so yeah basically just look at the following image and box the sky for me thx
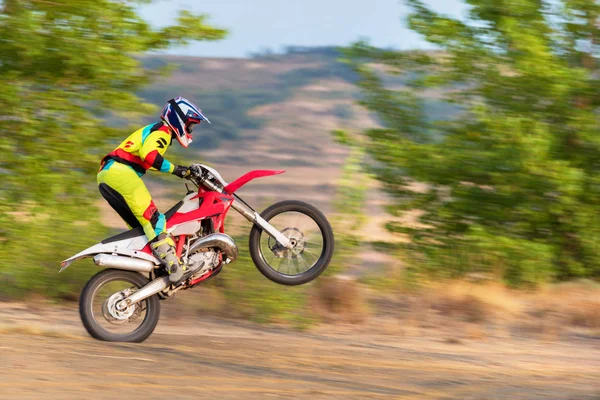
[139,0,466,58]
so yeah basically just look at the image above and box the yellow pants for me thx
[97,160,166,241]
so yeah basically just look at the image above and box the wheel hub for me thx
[269,227,305,258]
[102,289,139,324]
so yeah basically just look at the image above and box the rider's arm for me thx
[139,130,175,174]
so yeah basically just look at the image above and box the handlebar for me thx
[189,164,225,193]
[188,164,205,181]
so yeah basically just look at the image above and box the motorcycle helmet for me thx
[160,96,210,148]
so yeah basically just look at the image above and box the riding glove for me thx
[173,165,191,179]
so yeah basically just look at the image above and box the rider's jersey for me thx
[100,122,176,176]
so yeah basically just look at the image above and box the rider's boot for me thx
[150,233,185,284]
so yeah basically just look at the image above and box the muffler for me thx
[104,233,239,308]
[94,254,155,273]
[187,233,238,263]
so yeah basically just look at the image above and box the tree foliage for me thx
[346,0,600,285]
[0,0,226,297]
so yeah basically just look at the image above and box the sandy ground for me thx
[0,302,599,400]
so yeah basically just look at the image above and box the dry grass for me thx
[429,293,488,323]
[0,324,82,340]
[163,287,228,321]
[425,281,523,323]
[311,275,369,324]
[525,281,600,332]
[566,300,600,328]
[4,277,597,342]
[360,279,600,341]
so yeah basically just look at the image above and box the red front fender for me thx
[224,170,285,193]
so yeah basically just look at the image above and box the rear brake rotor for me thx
[102,289,140,325]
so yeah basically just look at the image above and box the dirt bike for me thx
[60,164,334,342]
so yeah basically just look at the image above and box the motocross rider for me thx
[97,97,209,284]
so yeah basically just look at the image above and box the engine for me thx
[185,248,220,278]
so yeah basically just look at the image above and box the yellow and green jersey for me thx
[100,122,175,176]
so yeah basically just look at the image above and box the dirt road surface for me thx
[0,303,598,399]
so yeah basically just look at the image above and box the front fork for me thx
[231,199,292,248]
[199,177,291,248]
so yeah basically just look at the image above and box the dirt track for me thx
[1,303,599,399]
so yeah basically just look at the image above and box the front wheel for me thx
[79,269,160,342]
[249,200,334,285]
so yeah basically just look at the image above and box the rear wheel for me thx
[249,200,334,285]
[79,269,160,343]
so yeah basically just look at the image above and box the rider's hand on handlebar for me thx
[172,165,192,180]
[188,164,204,179]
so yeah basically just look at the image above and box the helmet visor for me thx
[186,121,200,133]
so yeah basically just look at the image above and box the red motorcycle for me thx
[61,164,334,342]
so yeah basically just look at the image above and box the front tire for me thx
[79,269,160,343]
[249,200,334,285]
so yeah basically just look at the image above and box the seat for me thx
[101,201,184,244]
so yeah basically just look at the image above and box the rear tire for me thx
[249,200,334,285]
[79,269,160,343]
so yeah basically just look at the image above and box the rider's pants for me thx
[97,160,167,241]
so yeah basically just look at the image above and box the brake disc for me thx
[102,289,138,325]
[269,227,305,258]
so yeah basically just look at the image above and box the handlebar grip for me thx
[188,164,204,177]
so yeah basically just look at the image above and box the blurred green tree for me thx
[345,0,600,285]
[0,0,226,297]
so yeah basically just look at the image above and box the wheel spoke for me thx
[256,209,328,277]
[303,243,323,258]
[286,252,293,274]
[297,253,312,270]
[274,255,284,272]
[301,249,319,263]
[292,255,301,274]
[267,249,278,265]
[292,214,303,233]
[303,233,322,244]
[304,240,323,248]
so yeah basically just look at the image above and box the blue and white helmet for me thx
[160,97,210,148]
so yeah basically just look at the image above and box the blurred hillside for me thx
[93,47,453,253]
[129,47,456,214]
[135,47,363,210]
[98,48,384,239]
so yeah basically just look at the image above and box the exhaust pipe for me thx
[94,254,154,273]
[95,233,238,309]
[93,234,237,274]
[188,233,238,263]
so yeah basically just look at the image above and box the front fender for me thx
[224,170,285,194]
